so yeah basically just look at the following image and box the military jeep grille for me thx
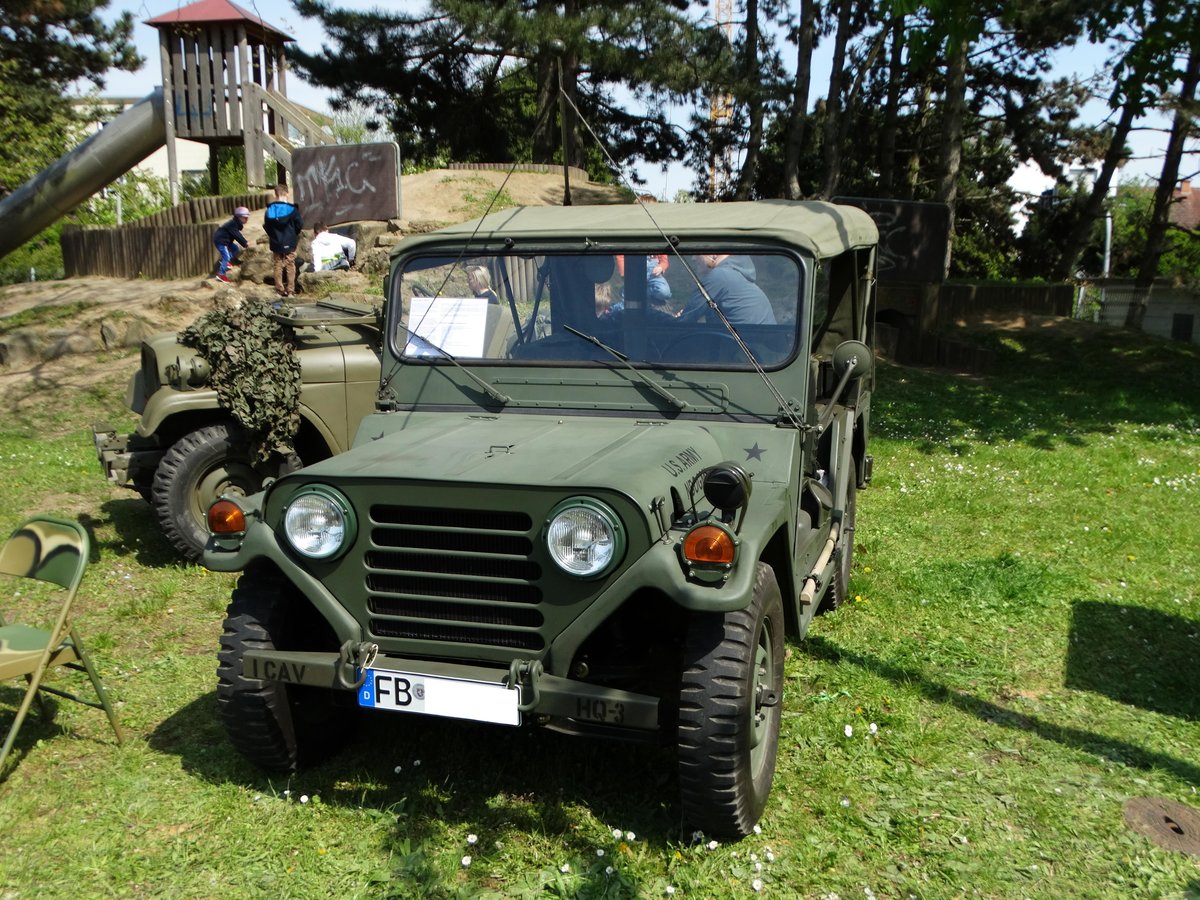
[365,504,544,651]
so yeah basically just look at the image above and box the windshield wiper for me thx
[562,325,688,411]
[399,325,512,407]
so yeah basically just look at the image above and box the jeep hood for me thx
[294,413,789,501]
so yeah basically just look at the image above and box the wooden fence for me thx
[447,162,590,183]
[133,192,272,228]
[875,280,1077,370]
[935,281,1075,322]
[62,223,216,279]
[61,192,271,279]
[877,280,1074,330]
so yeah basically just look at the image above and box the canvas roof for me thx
[426,200,878,259]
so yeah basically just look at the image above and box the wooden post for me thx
[224,25,240,134]
[273,43,288,186]
[238,25,262,188]
[158,29,180,205]
[197,29,215,137]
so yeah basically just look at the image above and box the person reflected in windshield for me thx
[616,254,672,306]
[466,265,501,304]
[678,254,776,325]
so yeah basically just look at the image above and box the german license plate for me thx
[357,668,520,726]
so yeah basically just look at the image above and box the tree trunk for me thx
[531,49,557,165]
[819,0,854,199]
[1050,100,1137,282]
[734,0,763,199]
[782,0,816,200]
[834,26,888,171]
[904,76,932,200]
[1127,47,1200,329]
[562,48,582,171]
[935,34,969,278]
[878,16,905,196]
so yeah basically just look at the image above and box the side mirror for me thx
[832,339,873,380]
[818,340,874,432]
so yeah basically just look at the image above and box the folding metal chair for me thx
[0,516,124,776]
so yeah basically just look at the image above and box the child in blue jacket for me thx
[264,185,304,297]
[212,207,250,282]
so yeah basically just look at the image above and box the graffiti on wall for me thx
[292,142,401,224]
[834,197,950,284]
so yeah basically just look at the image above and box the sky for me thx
[93,1,1197,201]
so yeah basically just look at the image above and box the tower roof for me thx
[145,0,293,42]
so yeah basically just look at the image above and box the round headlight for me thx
[546,499,624,578]
[284,489,354,560]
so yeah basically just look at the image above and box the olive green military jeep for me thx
[92,297,382,561]
[205,202,878,838]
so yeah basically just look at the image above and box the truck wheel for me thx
[151,423,297,562]
[818,459,857,614]
[216,564,350,772]
[678,561,784,838]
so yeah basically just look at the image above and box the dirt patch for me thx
[398,169,625,221]
[0,169,626,393]
[0,277,212,324]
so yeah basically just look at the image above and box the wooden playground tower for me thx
[145,0,333,203]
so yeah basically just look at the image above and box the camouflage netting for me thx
[180,301,302,462]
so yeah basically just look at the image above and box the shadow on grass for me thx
[150,691,678,893]
[805,634,1200,787]
[0,683,67,776]
[92,499,184,568]
[876,325,1200,453]
[1066,601,1200,721]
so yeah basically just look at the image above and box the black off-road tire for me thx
[151,422,297,562]
[677,562,785,838]
[216,564,350,772]
[818,459,858,614]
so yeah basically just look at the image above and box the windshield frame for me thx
[388,244,812,374]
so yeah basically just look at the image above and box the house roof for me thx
[145,0,292,42]
[1172,180,1200,231]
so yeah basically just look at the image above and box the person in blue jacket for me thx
[211,207,249,283]
[264,184,304,297]
[677,254,776,325]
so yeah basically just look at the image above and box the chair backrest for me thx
[0,517,88,594]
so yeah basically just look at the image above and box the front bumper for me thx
[91,423,162,489]
[243,648,661,732]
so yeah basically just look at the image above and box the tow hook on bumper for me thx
[335,640,379,690]
[91,423,161,487]
[507,658,544,711]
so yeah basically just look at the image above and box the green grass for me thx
[0,300,97,332]
[2,321,1200,897]
[443,175,518,219]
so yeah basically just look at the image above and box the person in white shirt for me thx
[310,223,357,271]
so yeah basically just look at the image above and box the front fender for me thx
[136,388,223,437]
[548,483,790,675]
[138,387,341,458]
[204,519,364,644]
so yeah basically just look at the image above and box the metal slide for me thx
[0,89,166,260]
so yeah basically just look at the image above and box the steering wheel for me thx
[409,280,435,297]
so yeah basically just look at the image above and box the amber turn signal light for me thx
[683,524,735,564]
[208,499,246,534]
